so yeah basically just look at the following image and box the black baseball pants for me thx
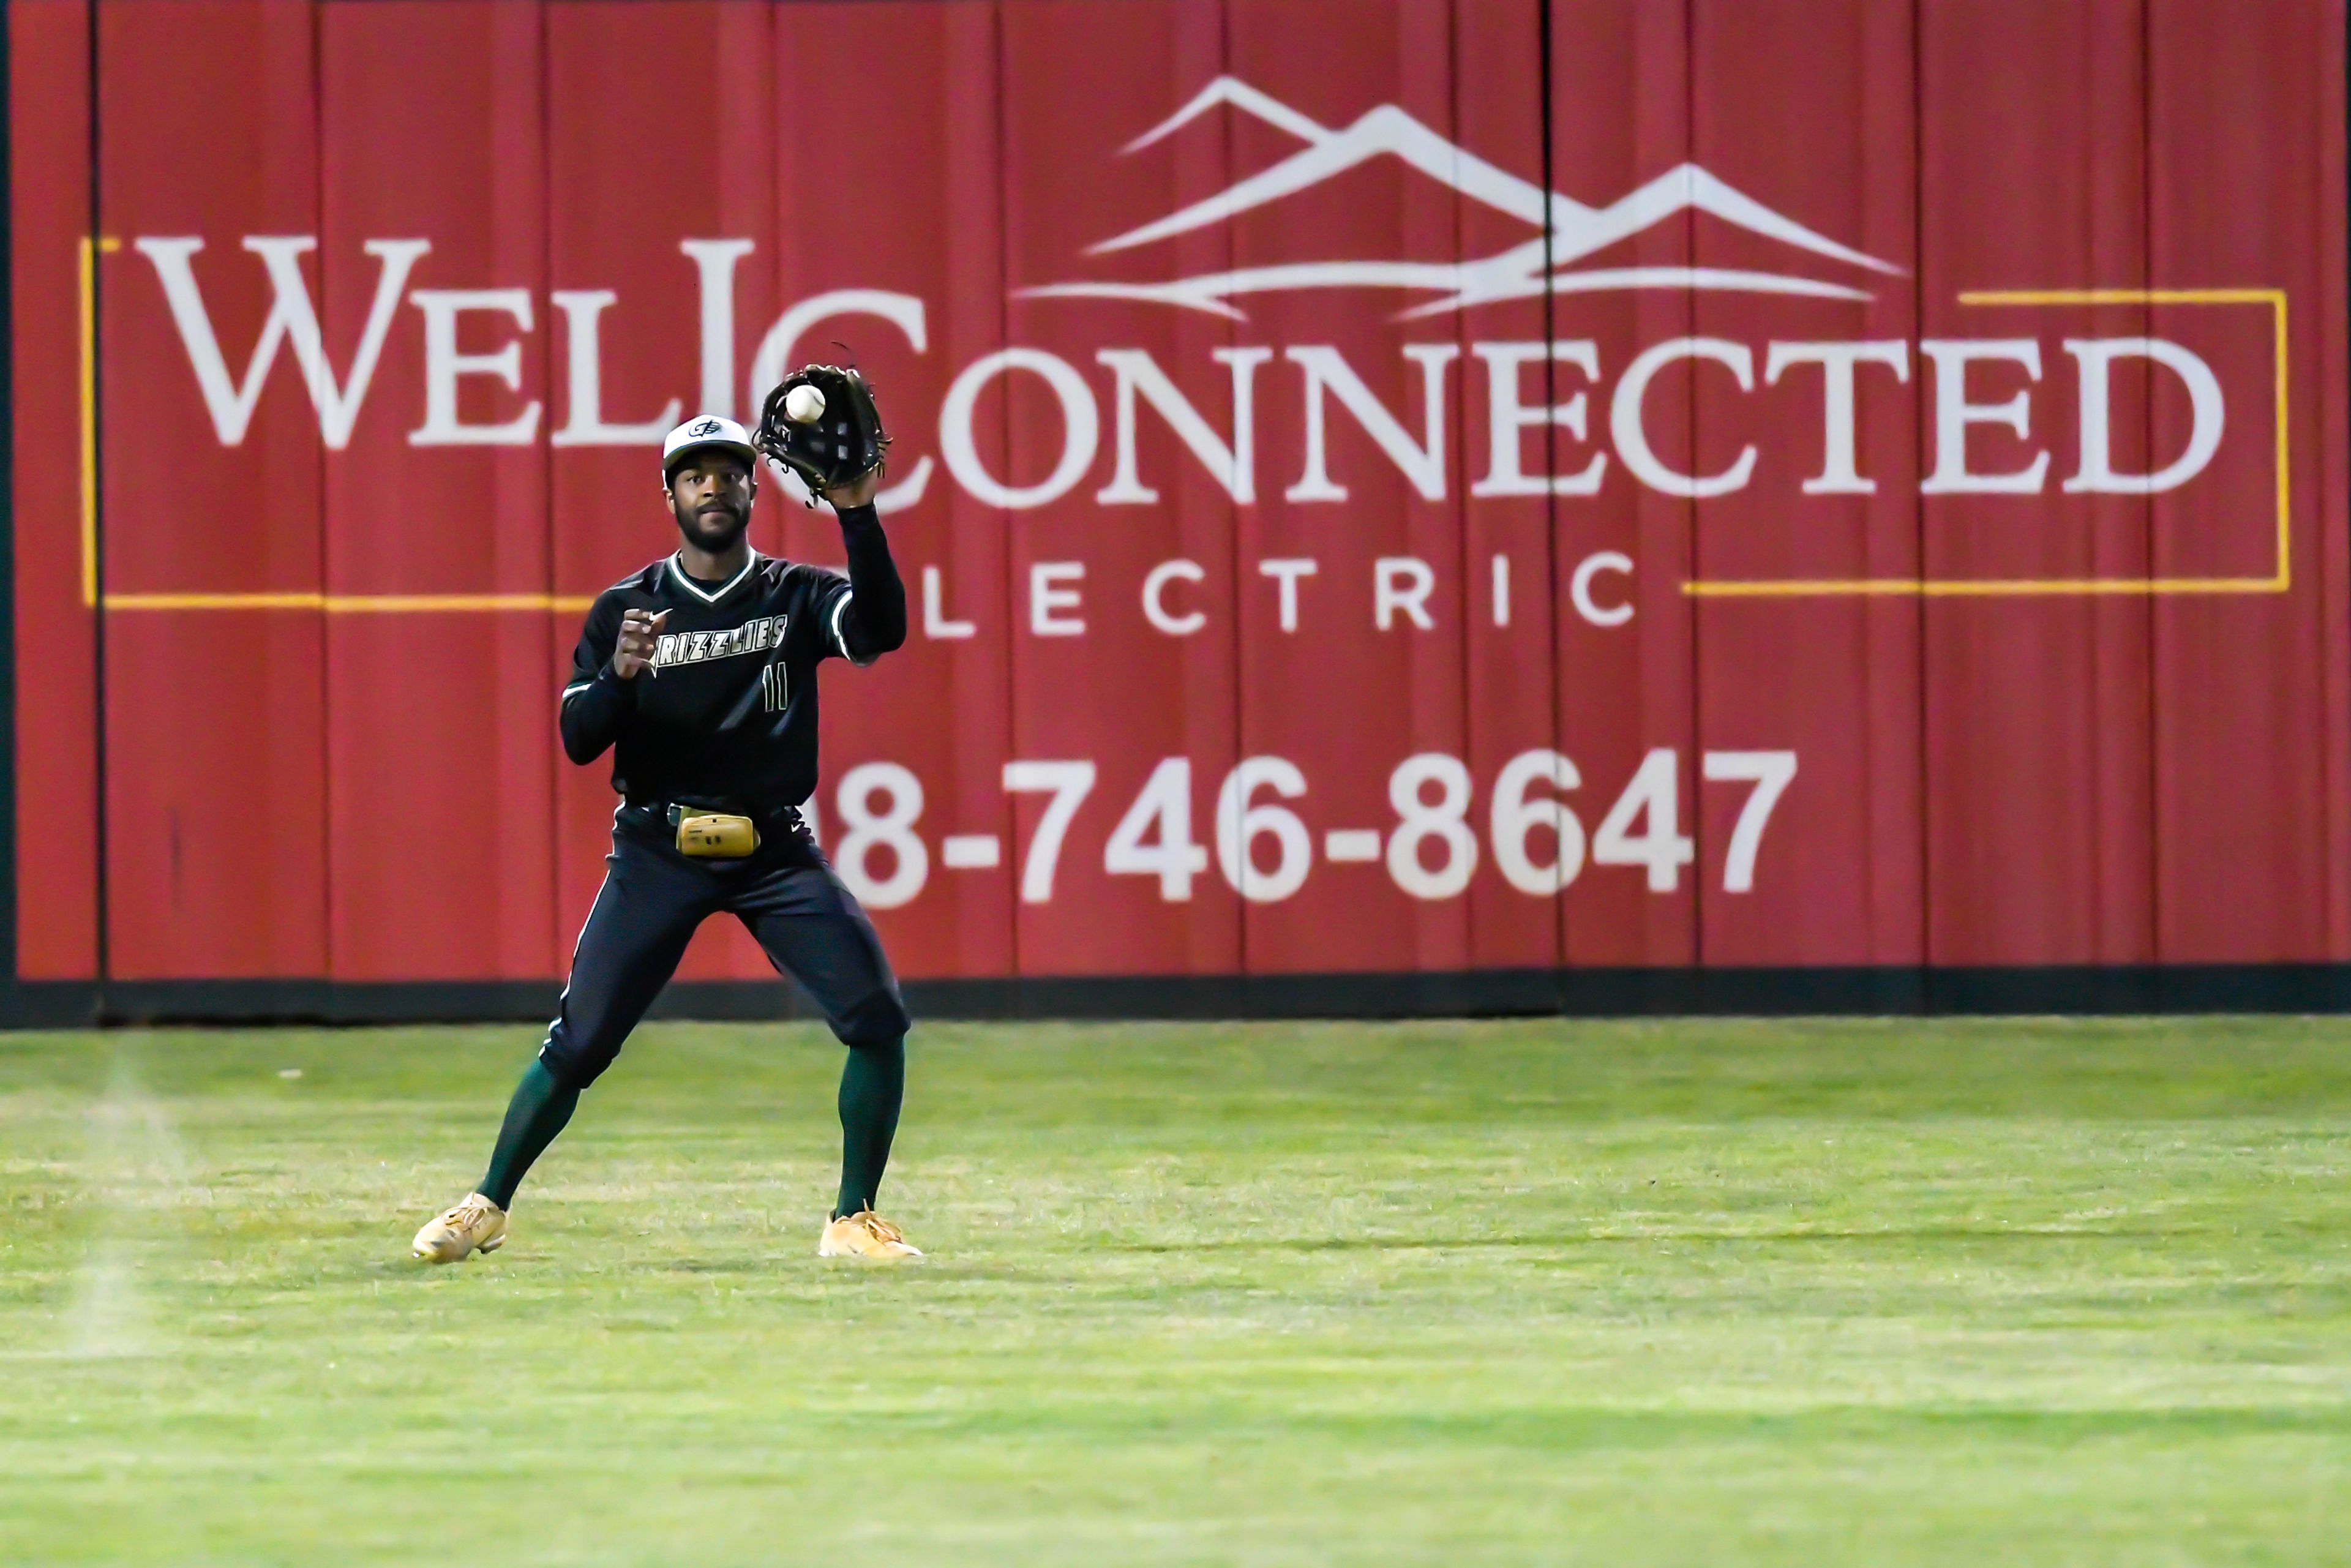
[538,805,910,1090]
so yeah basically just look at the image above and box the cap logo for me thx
[688,419,721,437]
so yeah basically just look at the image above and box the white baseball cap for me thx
[661,414,758,479]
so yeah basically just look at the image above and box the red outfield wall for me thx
[8,0,2348,1010]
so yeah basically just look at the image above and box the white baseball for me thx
[784,383,827,425]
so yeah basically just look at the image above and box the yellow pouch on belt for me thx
[677,812,759,858]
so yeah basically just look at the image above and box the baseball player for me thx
[413,380,919,1264]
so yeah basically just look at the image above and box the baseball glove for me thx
[754,364,890,505]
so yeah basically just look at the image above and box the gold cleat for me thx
[411,1193,508,1263]
[818,1210,922,1260]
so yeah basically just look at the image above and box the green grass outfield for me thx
[2,1017,2349,1567]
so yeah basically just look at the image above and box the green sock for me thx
[479,1057,579,1210]
[833,1037,905,1219]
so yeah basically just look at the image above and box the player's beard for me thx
[672,495,751,555]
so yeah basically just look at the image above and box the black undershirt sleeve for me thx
[834,503,906,663]
[560,595,634,765]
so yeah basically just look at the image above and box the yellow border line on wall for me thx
[77,235,590,617]
[101,591,598,613]
[78,261,2287,610]
[77,234,120,609]
[1682,288,2290,599]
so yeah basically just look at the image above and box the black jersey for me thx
[559,504,905,816]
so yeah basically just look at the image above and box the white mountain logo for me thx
[1019,76,1905,320]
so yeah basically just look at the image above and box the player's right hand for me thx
[613,608,669,680]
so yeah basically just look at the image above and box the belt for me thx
[624,799,804,858]
[624,798,803,831]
